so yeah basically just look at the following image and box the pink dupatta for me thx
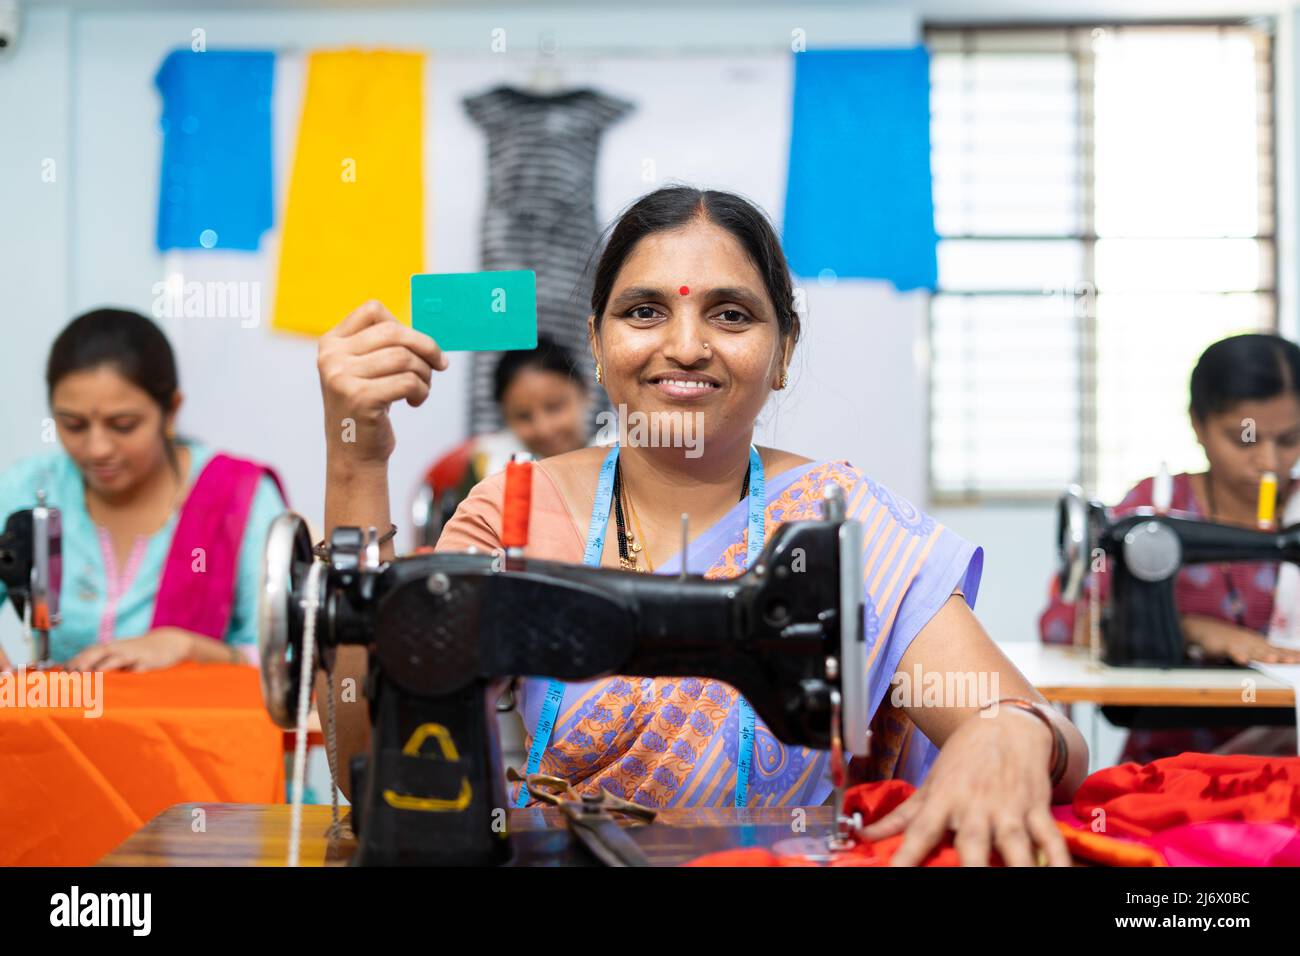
[151,452,286,640]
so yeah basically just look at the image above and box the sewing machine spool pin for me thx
[29,491,60,668]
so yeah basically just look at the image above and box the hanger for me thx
[524,33,565,94]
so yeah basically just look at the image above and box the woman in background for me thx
[1040,332,1300,761]
[0,308,285,672]
[413,336,591,545]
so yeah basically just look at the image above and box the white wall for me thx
[0,7,71,461]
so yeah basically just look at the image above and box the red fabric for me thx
[151,453,286,640]
[424,438,475,494]
[685,782,964,867]
[1072,752,1300,840]
[685,779,1166,868]
[689,754,1300,866]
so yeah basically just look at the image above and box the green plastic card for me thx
[410,270,538,351]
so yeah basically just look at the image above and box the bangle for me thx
[313,523,397,560]
[980,697,1069,788]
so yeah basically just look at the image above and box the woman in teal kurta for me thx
[0,309,284,672]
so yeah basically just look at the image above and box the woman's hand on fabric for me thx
[856,706,1072,867]
[66,627,194,673]
[317,300,448,467]
[1182,614,1300,665]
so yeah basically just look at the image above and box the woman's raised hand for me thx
[317,301,448,466]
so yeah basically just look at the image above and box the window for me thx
[926,23,1276,504]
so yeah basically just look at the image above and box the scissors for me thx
[507,768,657,867]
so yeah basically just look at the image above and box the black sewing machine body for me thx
[0,497,62,665]
[258,499,866,866]
[1057,487,1300,667]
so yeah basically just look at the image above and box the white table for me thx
[1001,642,1294,708]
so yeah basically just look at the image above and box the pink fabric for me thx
[1152,822,1300,866]
[150,453,285,640]
[1053,799,1300,866]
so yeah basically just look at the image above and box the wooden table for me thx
[98,803,837,867]
[1003,642,1296,708]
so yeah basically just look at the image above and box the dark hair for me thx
[46,308,181,468]
[493,335,586,405]
[1189,333,1300,420]
[588,186,801,348]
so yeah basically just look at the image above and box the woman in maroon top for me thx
[1040,333,1300,762]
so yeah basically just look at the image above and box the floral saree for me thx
[436,458,983,810]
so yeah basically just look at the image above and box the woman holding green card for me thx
[315,186,1089,867]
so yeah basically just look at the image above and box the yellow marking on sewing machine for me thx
[382,722,473,812]
[401,722,462,760]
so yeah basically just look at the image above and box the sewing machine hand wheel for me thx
[257,512,316,729]
[1056,486,1091,603]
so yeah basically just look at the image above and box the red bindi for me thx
[679,285,690,296]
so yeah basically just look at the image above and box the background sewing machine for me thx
[1056,486,1300,668]
[257,481,868,866]
[0,493,62,668]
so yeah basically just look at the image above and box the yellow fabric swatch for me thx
[273,50,425,336]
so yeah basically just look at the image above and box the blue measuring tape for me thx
[515,444,765,807]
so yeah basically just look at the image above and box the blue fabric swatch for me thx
[782,47,938,291]
[155,50,274,252]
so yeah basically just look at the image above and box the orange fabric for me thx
[685,780,1165,867]
[1072,752,1300,840]
[1059,824,1167,867]
[0,663,284,866]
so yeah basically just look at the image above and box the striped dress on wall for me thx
[462,85,635,434]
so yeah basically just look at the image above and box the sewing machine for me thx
[256,481,867,866]
[0,493,62,667]
[1056,486,1300,667]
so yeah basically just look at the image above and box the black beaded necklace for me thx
[612,456,752,571]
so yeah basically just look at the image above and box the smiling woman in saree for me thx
[316,186,1089,866]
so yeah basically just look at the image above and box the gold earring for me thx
[595,363,602,384]
[777,370,788,390]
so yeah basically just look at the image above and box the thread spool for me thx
[1258,471,1278,530]
[502,454,534,555]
